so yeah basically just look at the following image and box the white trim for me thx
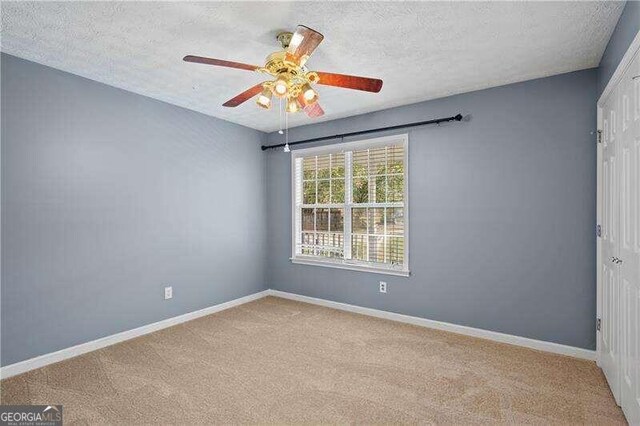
[0,288,595,380]
[291,257,410,277]
[403,133,410,270]
[596,29,640,368]
[291,155,301,262]
[596,104,603,367]
[267,290,596,361]
[290,133,408,156]
[290,133,410,274]
[598,30,640,106]
[0,290,270,380]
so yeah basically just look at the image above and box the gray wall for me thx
[1,33,612,365]
[597,0,640,96]
[1,54,267,366]
[266,69,598,350]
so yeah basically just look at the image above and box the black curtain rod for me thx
[261,113,463,151]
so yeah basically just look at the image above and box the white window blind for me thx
[291,134,409,276]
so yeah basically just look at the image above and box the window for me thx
[291,134,409,276]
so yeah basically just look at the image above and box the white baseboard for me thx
[0,290,270,380]
[267,289,596,361]
[1,287,595,379]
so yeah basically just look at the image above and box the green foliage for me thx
[353,177,368,203]
[331,180,345,203]
[303,159,403,205]
[317,166,331,179]
[303,181,316,204]
[353,161,403,203]
[317,181,330,204]
[300,149,404,264]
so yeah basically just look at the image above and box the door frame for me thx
[596,30,640,368]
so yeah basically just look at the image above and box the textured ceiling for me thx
[0,2,624,132]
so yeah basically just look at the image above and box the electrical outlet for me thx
[379,281,387,293]
[164,286,173,300]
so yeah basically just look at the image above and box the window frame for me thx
[290,133,410,277]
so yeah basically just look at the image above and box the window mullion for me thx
[329,154,332,205]
[314,156,318,255]
[384,146,388,264]
[294,157,302,256]
[366,149,371,263]
[344,151,352,261]
[328,154,332,258]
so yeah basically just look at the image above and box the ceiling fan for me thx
[183,25,383,119]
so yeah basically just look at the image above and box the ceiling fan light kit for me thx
[183,25,384,123]
[256,88,272,109]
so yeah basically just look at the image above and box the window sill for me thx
[290,257,410,277]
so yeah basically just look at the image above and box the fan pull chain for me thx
[284,106,290,152]
[278,98,284,135]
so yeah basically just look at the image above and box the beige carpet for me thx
[0,296,625,424]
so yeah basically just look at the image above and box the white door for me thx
[618,47,640,425]
[601,81,621,403]
[599,35,640,425]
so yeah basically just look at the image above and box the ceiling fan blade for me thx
[298,94,325,118]
[183,55,259,72]
[316,72,383,93]
[287,25,324,65]
[304,101,325,118]
[222,83,264,107]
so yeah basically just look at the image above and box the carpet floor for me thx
[0,296,626,424]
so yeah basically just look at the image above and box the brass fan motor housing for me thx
[248,29,323,112]
[263,51,301,77]
[259,51,319,105]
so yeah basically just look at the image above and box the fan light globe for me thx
[287,98,300,113]
[274,78,288,96]
[256,89,272,109]
[302,84,318,103]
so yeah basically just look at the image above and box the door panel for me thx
[601,84,621,401]
[618,49,640,425]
